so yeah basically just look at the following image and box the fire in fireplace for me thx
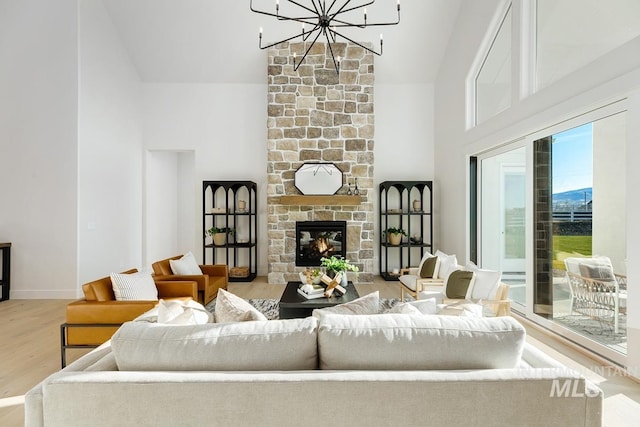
[295,221,347,267]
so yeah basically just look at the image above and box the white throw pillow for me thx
[435,250,458,280]
[465,261,501,300]
[437,300,483,317]
[110,271,158,301]
[134,305,159,322]
[214,288,268,323]
[169,251,203,275]
[312,291,380,319]
[387,303,422,314]
[387,298,437,315]
[157,299,213,324]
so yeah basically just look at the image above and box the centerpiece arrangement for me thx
[320,255,358,288]
[298,256,358,299]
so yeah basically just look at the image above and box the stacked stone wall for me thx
[266,42,375,284]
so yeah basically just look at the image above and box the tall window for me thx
[476,5,512,124]
[536,0,640,89]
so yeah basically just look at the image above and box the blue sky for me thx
[552,123,593,194]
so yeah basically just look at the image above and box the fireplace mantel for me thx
[277,195,362,206]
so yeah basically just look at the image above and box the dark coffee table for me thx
[279,281,360,319]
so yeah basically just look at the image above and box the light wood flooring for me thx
[1,277,639,426]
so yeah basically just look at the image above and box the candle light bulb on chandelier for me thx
[251,0,400,74]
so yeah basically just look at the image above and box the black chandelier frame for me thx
[250,0,401,73]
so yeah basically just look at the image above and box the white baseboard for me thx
[10,289,78,299]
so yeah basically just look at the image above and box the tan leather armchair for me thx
[151,256,228,305]
[62,269,197,366]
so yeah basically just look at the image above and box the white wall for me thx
[433,0,502,258]
[374,83,435,268]
[434,0,640,371]
[141,83,269,273]
[374,84,435,183]
[0,0,79,298]
[141,81,434,275]
[77,0,143,288]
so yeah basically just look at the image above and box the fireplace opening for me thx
[296,221,347,267]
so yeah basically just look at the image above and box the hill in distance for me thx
[553,187,592,203]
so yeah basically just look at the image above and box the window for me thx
[536,0,640,89]
[476,5,512,124]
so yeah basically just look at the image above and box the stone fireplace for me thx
[266,41,375,284]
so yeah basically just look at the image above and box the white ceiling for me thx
[102,0,462,84]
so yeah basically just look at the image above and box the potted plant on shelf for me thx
[320,255,359,287]
[385,227,406,245]
[207,226,235,246]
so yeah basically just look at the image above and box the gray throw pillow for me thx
[579,264,615,281]
[445,270,474,299]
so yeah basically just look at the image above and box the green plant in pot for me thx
[207,226,235,246]
[320,255,358,287]
[385,227,406,245]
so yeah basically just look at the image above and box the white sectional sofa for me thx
[26,314,602,427]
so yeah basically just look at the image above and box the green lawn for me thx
[553,235,592,270]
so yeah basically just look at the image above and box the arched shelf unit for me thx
[379,181,433,280]
[203,181,257,282]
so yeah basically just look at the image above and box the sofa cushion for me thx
[110,271,158,301]
[318,314,525,370]
[111,317,319,371]
[169,251,203,275]
[214,289,268,323]
[312,291,379,319]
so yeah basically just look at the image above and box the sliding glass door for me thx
[474,108,627,363]
[535,112,627,358]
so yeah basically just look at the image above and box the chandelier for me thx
[250,0,401,74]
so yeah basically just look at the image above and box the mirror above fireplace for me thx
[294,162,343,195]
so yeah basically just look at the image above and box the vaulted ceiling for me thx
[102,0,462,84]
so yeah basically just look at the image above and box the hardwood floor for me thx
[1,277,639,426]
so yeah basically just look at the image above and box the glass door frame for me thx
[475,139,532,316]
